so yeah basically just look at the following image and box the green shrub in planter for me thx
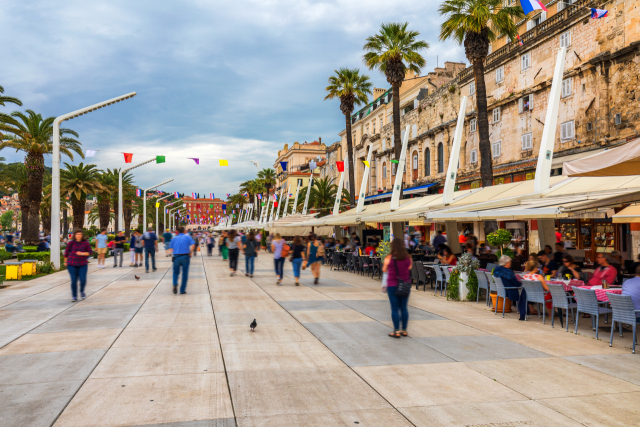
[17,252,54,262]
[0,251,13,262]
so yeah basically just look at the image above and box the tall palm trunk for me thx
[98,196,111,230]
[391,84,402,161]
[41,205,51,236]
[71,197,85,232]
[25,152,44,245]
[18,193,29,237]
[344,114,356,206]
[63,209,68,237]
[472,59,493,187]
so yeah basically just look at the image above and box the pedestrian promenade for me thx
[1,250,639,426]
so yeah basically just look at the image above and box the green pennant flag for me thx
[261,202,265,206]
[156,155,165,164]
[391,159,399,164]
[210,204,213,208]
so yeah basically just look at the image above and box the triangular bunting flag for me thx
[189,158,199,165]
[124,153,133,163]
[280,161,288,171]
[336,161,344,172]
[362,160,370,167]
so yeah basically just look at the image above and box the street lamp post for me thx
[164,199,182,233]
[169,206,182,231]
[119,158,155,232]
[143,179,174,232]
[156,193,173,234]
[52,92,136,270]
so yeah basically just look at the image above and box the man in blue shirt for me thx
[169,226,195,294]
[162,229,173,255]
[622,266,640,321]
[142,226,158,273]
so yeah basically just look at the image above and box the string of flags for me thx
[82,149,263,168]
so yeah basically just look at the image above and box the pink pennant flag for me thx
[189,158,200,165]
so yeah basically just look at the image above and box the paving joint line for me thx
[48,261,172,427]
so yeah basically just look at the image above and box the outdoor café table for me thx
[548,279,585,292]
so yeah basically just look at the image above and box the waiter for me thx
[168,226,195,295]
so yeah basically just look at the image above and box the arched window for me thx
[437,143,444,174]
[412,151,419,181]
[425,148,431,176]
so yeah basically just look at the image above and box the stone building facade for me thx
[328,0,640,201]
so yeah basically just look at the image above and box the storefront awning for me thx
[612,205,640,223]
[364,191,392,201]
[563,138,640,177]
[402,182,438,196]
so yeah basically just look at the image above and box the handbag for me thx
[394,259,411,297]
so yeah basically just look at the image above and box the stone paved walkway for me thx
[1,249,639,426]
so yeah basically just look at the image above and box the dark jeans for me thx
[145,248,156,271]
[292,257,303,278]
[207,243,213,256]
[274,257,285,279]
[387,286,409,331]
[113,248,124,266]
[68,264,88,299]
[245,255,255,275]
[229,248,239,271]
[173,255,190,293]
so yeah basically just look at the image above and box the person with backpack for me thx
[381,238,412,338]
[243,231,259,277]
[271,233,288,285]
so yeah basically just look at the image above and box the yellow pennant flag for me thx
[362,160,370,167]
[155,203,160,208]
[219,159,229,166]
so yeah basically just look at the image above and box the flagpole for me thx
[143,179,173,232]
[156,193,173,235]
[302,171,314,216]
[119,158,155,233]
[291,179,301,215]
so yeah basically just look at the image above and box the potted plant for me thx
[486,229,513,258]
[447,252,479,301]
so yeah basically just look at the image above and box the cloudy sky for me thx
[0,0,466,196]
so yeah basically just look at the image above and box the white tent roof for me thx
[563,138,640,177]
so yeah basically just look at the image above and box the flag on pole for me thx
[257,194,262,200]
[274,194,278,201]
[192,192,196,198]
[226,193,230,198]
[362,160,370,167]
[124,153,133,163]
[280,161,288,171]
[590,8,608,18]
[336,161,344,172]
[219,159,228,166]
[174,191,179,198]
[520,0,547,15]
[156,155,165,164]
[222,204,226,210]
[189,158,199,165]
[516,34,523,46]
[391,159,399,164]
[136,189,142,197]
[85,149,97,157]
[210,193,214,199]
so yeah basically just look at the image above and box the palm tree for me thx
[324,68,372,206]
[1,163,29,234]
[439,0,523,186]
[0,85,22,122]
[294,177,350,216]
[0,110,82,244]
[257,168,276,199]
[96,170,117,230]
[60,163,103,232]
[364,22,428,165]
[227,193,247,224]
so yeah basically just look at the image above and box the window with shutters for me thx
[493,107,501,123]
[559,31,571,48]
[519,94,533,113]
[469,82,475,96]
[492,141,501,158]
[522,133,533,150]
[562,78,572,98]
[425,148,431,176]
[470,118,477,133]
[382,163,387,179]
[372,121,376,134]
[615,114,622,125]
[392,162,397,176]
[496,66,504,83]
[521,52,531,70]
[412,124,417,138]
[561,121,575,141]
[558,0,575,11]
[437,143,444,173]
[470,149,478,164]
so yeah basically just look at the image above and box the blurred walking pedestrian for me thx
[227,230,241,276]
[291,236,305,286]
[113,231,126,268]
[64,230,92,302]
[243,231,259,277]
[169,226,195,294]
[382,238,412,338]
[142,226,158,273]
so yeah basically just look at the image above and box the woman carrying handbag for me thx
[381,238,412,338]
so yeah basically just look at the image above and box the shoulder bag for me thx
[394,259,411,297]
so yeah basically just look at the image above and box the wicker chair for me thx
[484,271,497,308]
[573,287,612,340]
[548,284,577,331]
[360,256,371,276]
[522,280,550,324]
[475,270,490,305]
[433,266,446,296]
[411,262,419,288]
[371,257,382,279]
[607,293,639,354]
[492,275,521,318]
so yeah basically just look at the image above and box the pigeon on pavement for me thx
[250,319,257,331]
[134,275,140,281]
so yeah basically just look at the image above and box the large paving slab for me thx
[289,309,374,323]
[0,329,121,355]
[340,299,446,322]
[54,373,234,427]
[113,325,218,348]
[381,319,486,337]
[303,321,393,342]
[354,363,527,407]
[217,322,316,344]
[227,367,392,418]
[0,380,84,427]
[416,335,551,362]
[466,357,640,399]
[563,353,640,385]
[500,329,631,356]
[539,391,640,426]
[277,300,350,311]
[236,408,413,427]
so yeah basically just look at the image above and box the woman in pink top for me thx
[382,238,413,338]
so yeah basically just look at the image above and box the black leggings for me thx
[229,248,239,271]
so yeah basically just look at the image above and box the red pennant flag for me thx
[336,161,344,172]
[274,202,278,208]
[124,153,133,163]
